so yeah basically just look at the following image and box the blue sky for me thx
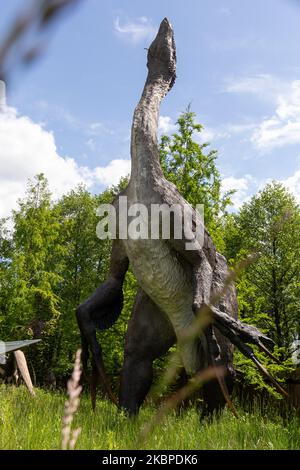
[1,0,300,217]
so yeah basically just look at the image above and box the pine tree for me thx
[159,107,234,249]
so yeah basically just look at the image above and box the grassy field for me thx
[0,385,299,450]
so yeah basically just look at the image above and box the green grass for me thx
[0,385,299,450]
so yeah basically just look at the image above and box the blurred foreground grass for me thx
[0,385,299,450]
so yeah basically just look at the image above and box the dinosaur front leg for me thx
[119,290,175,416]
[191,257,222,366]
[76,240,129,407]
[168,234,220,371]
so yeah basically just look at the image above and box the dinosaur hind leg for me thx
[119,290,176,416]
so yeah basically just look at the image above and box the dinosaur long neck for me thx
[130,73,169,185]
[129,18,176,189]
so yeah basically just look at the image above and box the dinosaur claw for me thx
[213,318,288,398]
[212,307,281,362]
[81,340,90,384]
[90,361,98,411]
[257,341,281,365]
[250,354,288,398]
[257,334,275,351]
[93,352,119,407]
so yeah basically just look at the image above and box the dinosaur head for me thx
[147,18,176,89]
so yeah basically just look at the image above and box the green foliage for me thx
[1,110,298,399]
[53,185,108,376]
[159,107,234,249]
[48,178,134,380]
[224,182,300,392]
[0,175,62,381]
[0,386,299,450]
[0,174,133,382]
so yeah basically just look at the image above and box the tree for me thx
[0,174,62,382]
[227,182,300,349]
[50,185,101,377]
[224,182,300,394]
[159,108,233,249]
[52,178,133,380]
[0,217,13,335]
[0,175,133,383]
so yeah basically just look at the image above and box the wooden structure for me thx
[0,339,41,395]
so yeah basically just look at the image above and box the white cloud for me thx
[196,127,216,143]
[114,16,156,44]
[251,80,300,149]
[221,169,300,209]
[94,159,131,186]
[158,115,231,145]
[0,106,91,217]
[221,168,300,210]
[224,74,289,102]
[87,122,114,136]
[158,116,177,135]
[225,75,300,150]
[0,80,6,107]
[0,105,131,218]
[222,175,253,209]
[281,168,300,203]
[196,126,232,144]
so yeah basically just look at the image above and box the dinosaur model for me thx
[76,18,286,416]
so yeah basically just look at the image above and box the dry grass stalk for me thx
[61,348,82,450]
[0,0,81,81]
